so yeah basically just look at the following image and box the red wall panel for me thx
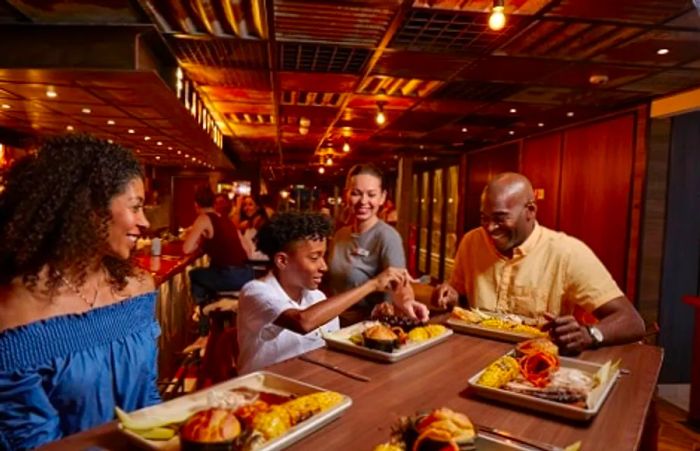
[521,133,562,229]
[559,114,636,288]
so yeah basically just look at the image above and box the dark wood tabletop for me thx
[41,334,662,451]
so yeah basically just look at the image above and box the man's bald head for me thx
[482,172,535,208]
[480,172,537,256]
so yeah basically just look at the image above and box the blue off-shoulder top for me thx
[0,291,162,451]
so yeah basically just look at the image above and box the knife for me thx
[298,355,371,382]
[475,424,567,451]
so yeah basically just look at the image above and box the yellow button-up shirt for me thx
[449,223,623,317]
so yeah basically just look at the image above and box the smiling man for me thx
[433,172,645,354]
[237,212,416,373]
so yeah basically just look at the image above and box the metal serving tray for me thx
[323,321,453,363]
[468,352,620,421]
[118,371,352,450]
[446,317,544,343]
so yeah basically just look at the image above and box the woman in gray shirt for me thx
[328,164,428,325]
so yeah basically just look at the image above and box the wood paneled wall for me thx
[521,134,562,229]
[461,109,646,299]
[559,114,636,288]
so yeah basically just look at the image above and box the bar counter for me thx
[41,333,662,451]
[133,243,205,378]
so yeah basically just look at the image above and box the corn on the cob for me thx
[477,355,520,388]
[251,391,344,440]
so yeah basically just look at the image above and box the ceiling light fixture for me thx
[46,88,57,98]
[66,125,74,131]
[461,127,468,133]
[157,141,162,146]
[107,119,115,125]
[538,122,544,127]
[299,116,310,135]
[343,141,351,152]
[107,139,114,144]
[155,156,161,160]
[128,129,135,134]
[325,156,333,166]
[488,0,506,31]
[509,108,517,114]
[657,48,669,55]
[82,108,91,114]
[508,130,515,135]
[1,104,10,109]
[375,102,386,126]
[566,111,575,117]
[144,136,151,141]
[318,166,325,174]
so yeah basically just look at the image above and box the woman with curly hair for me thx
[236,211,414,373]
[0,134,159,449]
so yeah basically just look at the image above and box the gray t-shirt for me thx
[328,220,406,305]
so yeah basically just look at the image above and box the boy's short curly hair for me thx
[256,212,333,258]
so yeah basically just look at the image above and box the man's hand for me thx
[431,282,458,309]
[545,314,593,355]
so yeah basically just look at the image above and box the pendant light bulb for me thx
[375,102,386,125]
[489,0,506,31]
[343,142,351,152]
[318,166,325,174]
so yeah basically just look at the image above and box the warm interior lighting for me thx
[538,122,544,127]
[144,136,151,141]
[81,108,91,114]
[66,125,74,131]
[128,129,135,134]
[280,190,290,199]
[657,48,670,55]
[508,130,515,135]
[343,142,351,152]
[325,156,333,166]
[46,88,57,98]
[566,111,575,117]
[488,0,506,31]
[509,108,517,113]
[375,102,386,125]
[461,127,468,133]
[177,150,182,155]
[1,104,11,109]
[107,139,113,144]
[107,119,115,125]
[155,156,161,160]
[157,141,162,146]
[318,166,325,174]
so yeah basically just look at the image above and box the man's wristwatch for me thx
[586,325,604,349]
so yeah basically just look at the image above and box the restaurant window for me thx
[413,162,460,281]
[418,171,430,273]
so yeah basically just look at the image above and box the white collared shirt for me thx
[237,272,339,374]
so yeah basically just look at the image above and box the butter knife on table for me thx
[298,355,371,382]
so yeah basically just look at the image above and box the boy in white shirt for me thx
[237,212,427,374]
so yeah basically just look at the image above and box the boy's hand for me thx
[373,267,411,292]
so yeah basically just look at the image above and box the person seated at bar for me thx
[237,212,425,374]
[328,163,427,325]
[183,186,254,316]
[433,172,645,354]
[0,135,159,449]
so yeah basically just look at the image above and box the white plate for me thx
[446,317,545,343]
[468,352,620,421]
[323,321,453,363]
[118,371,352,450]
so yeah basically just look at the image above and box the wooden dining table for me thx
[41,332,662,451]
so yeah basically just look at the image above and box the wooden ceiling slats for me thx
[1,0,700,177]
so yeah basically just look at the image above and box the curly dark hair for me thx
[256,211,333,258]
[0,134,144,292]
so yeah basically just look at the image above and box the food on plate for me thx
[179,408,242,450]
[476,339,605,408]
[371,302,423,330]
[515,338,559,357]
[451,306,548,337]
[252,391,344,440]
[476,355,520,388]
[119,388,343,449]
[373,408,476,451]
[363,323,402,352]
[349,322,449,352]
